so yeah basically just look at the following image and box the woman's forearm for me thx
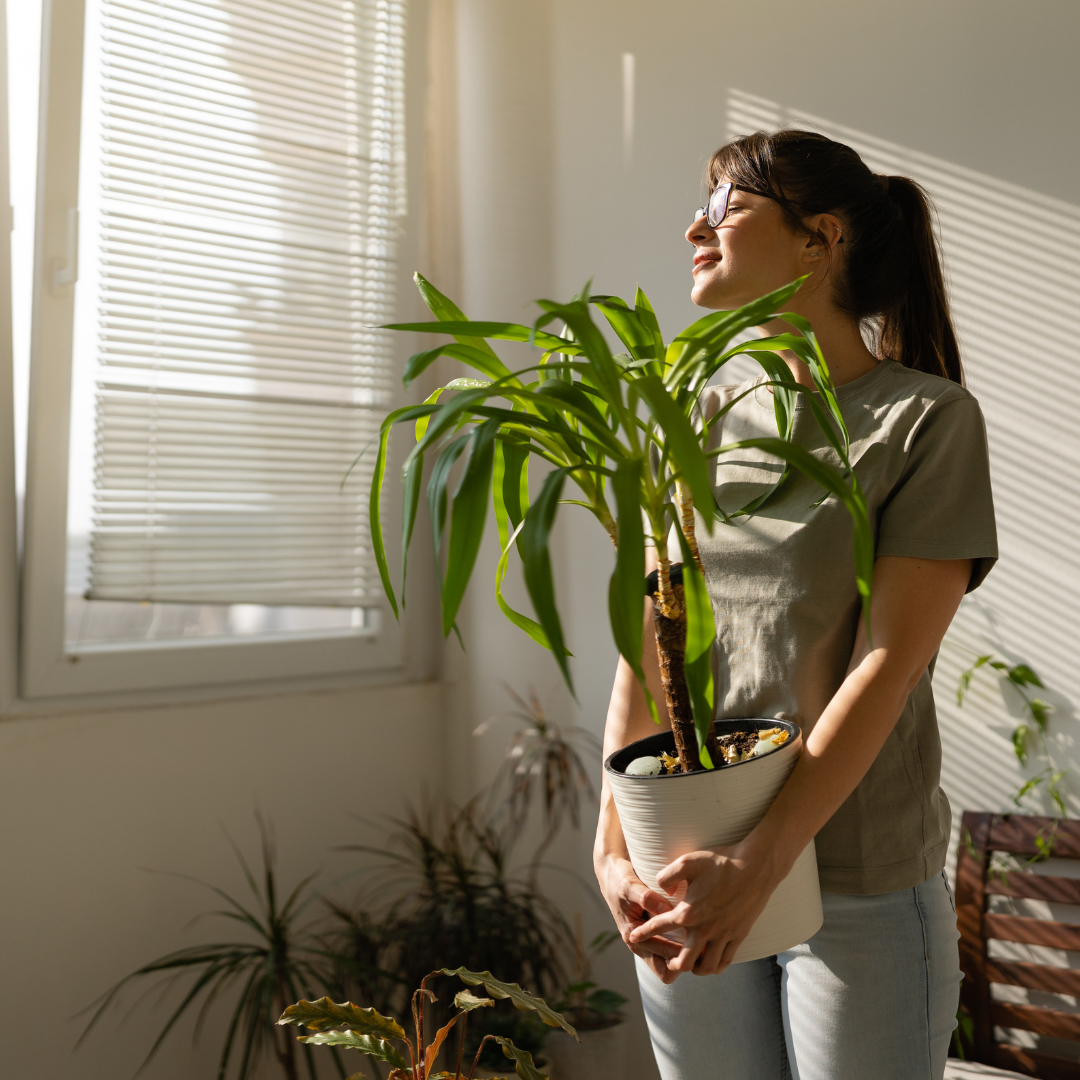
[595,594,670,866]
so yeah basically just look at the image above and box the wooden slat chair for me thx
[957,812,1080,1079]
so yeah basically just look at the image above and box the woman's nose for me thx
[685,215,716,245]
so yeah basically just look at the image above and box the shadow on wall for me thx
[727,88,1080,1062]
[726,89,1080,822]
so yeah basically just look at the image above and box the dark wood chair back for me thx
[957,812,1080,1079]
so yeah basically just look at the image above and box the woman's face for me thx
[685,183,813,310]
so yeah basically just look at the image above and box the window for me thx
[21,0,410,698]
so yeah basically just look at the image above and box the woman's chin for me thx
[690,281,731,310]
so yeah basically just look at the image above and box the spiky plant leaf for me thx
[441,969,576,1037]
[296,1029,409,1071]
[492,1036,548,1080]
[277,997,407,1041]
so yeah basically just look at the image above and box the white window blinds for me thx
[84,0,406,607]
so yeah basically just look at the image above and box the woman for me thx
[593,130,998,1080]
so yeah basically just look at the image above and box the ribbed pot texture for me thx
[605,719,823,963]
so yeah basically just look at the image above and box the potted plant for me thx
[78,819,340,1080]
[327,686,603,1072]
[370,274,873,958]
[278,967,574,1080]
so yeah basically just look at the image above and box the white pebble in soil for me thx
[625,755,663,776]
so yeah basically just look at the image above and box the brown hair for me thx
[708,130,963,384]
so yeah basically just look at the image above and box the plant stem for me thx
[649,561,720,773]
[655,551,679,621]
[455,1013,467,1080]
[674,480,703,572]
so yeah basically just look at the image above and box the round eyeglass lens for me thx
[707,182,733,227]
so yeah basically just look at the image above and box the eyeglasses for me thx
[694,181,774,228]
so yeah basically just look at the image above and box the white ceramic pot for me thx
[543,1022,627,1080]
[605,719,823,963]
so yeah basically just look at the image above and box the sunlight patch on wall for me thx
[726,89,1080,832]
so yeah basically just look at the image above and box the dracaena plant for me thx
[278,967,575,1080]
[370,275,872,773]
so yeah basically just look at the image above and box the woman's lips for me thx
[692,253,720,274]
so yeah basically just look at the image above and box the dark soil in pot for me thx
[605,718,801,777]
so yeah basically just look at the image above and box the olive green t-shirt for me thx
[697,359,997,895]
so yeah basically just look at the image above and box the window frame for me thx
[17,0,423,703]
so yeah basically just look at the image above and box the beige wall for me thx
[0,680,444,1080]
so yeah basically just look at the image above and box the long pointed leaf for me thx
[518,470,575,692]
[492,1036,548,1080]
[385,319,570,352]
[277,998,408,1042]
[298,1031,409,1073]
[635,375,715,531]
[442,419,499,636]
[495,519,554,650]
[439,968,576,1037]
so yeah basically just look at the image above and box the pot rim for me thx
[604,718,802,780]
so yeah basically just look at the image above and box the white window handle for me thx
[51,207,79,292]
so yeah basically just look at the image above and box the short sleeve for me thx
[876,394,998,592]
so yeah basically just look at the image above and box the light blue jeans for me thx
[636,871,961,1080]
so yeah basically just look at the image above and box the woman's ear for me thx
[801,213,844,265]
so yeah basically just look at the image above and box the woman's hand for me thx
[595,851,683,981]
[627,838,787,979]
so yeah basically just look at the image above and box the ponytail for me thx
[708,131,965,385]
[876,176,962,383]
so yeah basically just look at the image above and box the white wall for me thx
[0,680,444,1080]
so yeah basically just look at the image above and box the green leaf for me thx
[278,998,407,1042]
[519,470,575,693]
[534,296,625,416]
[400,448,424,604]
[492,1036,548,1080]
[1008,664,1044,689]
[634,287,666,362]
[426,433,471,596]
[1029,698,1052,732]
[635,374,715,531]
[368,403,440,618]
[454,990,495,1012]
[403,341,515,386]
[585,988,628,1015]
[590,295,658,360]
[1012,724,1030,765]
[385,318,570,352]
[495,518,555,650]
[413,272,508,361]
[442,420,499,636]
[439,968,577,1037]
[296,1030,409,1072]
